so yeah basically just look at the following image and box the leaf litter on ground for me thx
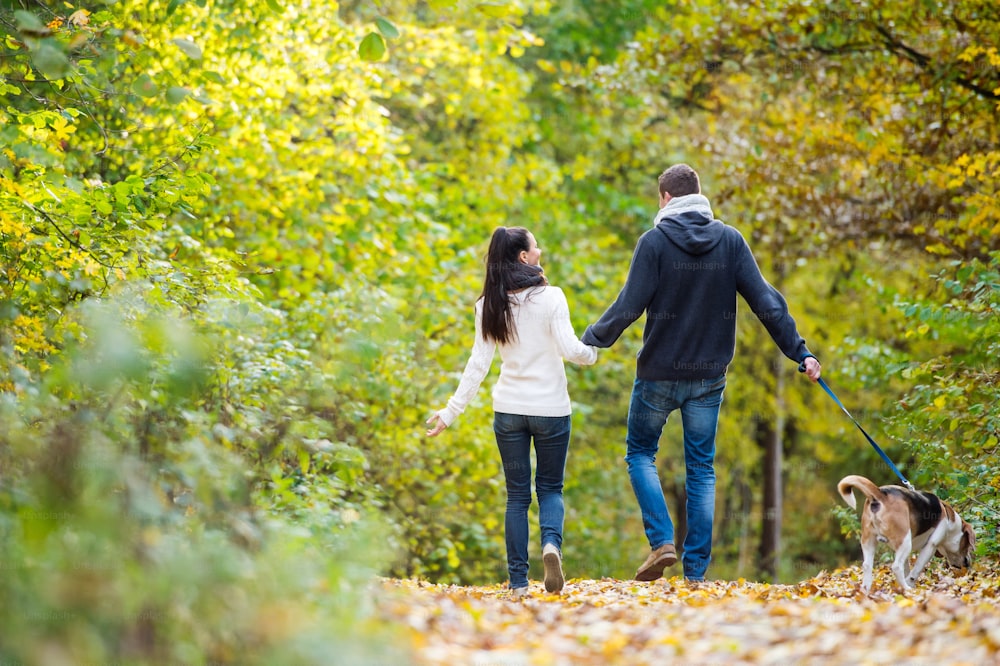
[377,563,1000,665]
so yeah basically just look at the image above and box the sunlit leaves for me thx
[131,73,159,97]
[12,10,48,36]
[375,17,400,39]
[0,295,404,662]
[476,2,512,19]
[360,17,401,62]
[2,0,997,616]
[359,32,387,62]
[359,16,401,61]
[172,37,203,60]
[583,0,1000,260]
[883,255,1000,552]
[68,9,91,27]
[11,8,83,79]
[27,40,71,79]
[165,86,190,104]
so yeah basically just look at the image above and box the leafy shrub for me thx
[888,255,1000,558]
[836,255,1000,559]
[0,295,407,664]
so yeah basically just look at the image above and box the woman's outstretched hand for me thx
[425,412,448,437]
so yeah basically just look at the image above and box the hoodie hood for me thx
[652,193,726,255]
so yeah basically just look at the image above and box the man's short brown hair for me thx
[658,164,701,197]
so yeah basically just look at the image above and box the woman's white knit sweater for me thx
[437,286,597,426]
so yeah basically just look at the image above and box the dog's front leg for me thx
[906,527,945,587]
[891,532,914,591]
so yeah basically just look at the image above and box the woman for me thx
[426,226,597,597]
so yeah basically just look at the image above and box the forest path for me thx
[377,567,1000,665]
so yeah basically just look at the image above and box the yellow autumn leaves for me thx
[379,566,1000,665]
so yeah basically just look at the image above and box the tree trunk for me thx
[735,468,754,576]
[758,355,785,580]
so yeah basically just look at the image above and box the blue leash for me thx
[813,375,914,490]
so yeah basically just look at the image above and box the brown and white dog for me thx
[837,475,975,593]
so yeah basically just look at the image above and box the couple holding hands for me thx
[426,164,822,596]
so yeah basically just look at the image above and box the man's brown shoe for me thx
[635,543,677,581]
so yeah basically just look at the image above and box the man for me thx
[581,164,822,582]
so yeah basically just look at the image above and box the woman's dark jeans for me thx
[493,412,571,590]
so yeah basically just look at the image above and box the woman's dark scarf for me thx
[506,262,548,292]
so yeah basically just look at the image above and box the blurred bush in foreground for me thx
[0,293,408,665]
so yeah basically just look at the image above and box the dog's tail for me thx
[837,475,886,509]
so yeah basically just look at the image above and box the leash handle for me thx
[815,376,915,490]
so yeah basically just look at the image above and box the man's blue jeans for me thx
[493,412,571,590]
[625,375,726,581]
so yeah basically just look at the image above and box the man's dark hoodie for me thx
[581,195,814,380]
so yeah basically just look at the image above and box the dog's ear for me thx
[962,522,976,549]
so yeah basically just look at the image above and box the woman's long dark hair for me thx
[480,227,546,344]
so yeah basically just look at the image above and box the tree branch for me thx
[874,25,1000,102]
[20,198,119,273]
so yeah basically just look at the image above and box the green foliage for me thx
[0,298,404,664]
[830,254,1000,559]
[1,7,998,659]
[528,0,1000,579]
[886,255,1000,557]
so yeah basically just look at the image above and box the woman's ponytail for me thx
[481,227,514,344]
[480,227,543,344]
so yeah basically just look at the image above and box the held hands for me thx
[425,412,448,437]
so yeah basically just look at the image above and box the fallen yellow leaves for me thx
[377,564,1000,665]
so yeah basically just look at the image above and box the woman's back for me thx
[487,286,595,418]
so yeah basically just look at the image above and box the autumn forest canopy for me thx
[0,0,998,662]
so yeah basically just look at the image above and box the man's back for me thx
[581,198,810,380]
